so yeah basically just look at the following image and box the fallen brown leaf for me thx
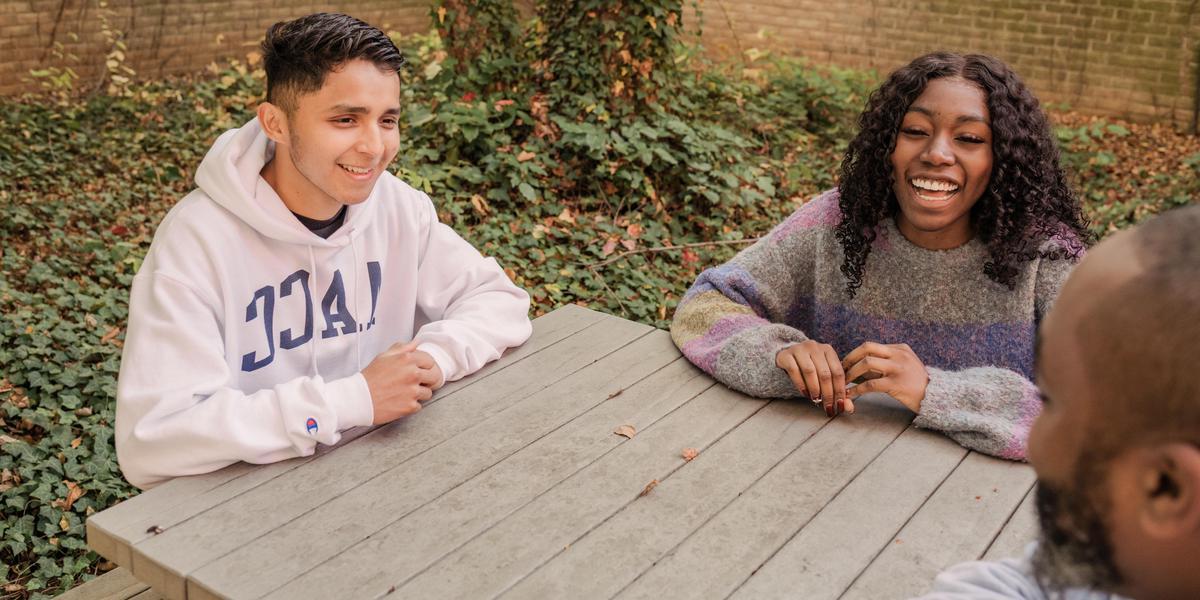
[613,424,636,439]
[70,437,82,449]
[681,448,698,461]
[639,479,659,497]
[100,326,121,344]
[146,525,164,535]
[64,481,84,510]
[517,151,536,162]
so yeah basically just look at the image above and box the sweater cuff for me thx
[915,367,957,423]
[416,342,453,387]
[326,373,374,430]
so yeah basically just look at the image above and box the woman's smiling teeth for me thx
[910,177,959,201]
[339,164,371,175]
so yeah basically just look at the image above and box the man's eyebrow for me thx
[907,105,989,125]
[326,105,402,115]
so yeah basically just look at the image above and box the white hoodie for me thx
[115,118,532,489]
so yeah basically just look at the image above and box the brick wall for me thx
[0,0,436,97]
[688,0,1198,128]
[2,0,1196,128]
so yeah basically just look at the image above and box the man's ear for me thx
[1138,443,1200,540]
[257,102,288,144]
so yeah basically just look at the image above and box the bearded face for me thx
[1031,455,1123,592]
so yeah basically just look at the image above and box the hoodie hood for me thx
[194,117,377,247]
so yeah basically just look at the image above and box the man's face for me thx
[1028,234,1144,594]
[278,59,401,210]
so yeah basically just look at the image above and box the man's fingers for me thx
[418,365,441,387]
[411,350,436,370]
[416,385,433,402]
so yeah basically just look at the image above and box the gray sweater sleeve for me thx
[912,257,1076,460]
[670,197,839,399]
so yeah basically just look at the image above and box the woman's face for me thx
[889,76,994,250]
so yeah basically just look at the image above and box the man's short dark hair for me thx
[261,12,405,113]
[1078,203,1200,454]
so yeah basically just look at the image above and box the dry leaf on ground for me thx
[639,479,659,497]
[681,448,698,461]
[613,424,636,439]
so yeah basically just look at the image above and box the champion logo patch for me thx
[305,417,319,435]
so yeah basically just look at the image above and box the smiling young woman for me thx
[670,52,1092,461]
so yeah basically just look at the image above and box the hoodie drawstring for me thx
[349,227,362,372]
[307,245,320,377]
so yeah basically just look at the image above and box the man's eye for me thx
[335,117,355,124]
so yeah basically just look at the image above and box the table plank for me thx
[840,452,1036,599]
[726,426,966,600]
[393,384,769,599]
[263,357,714,599]
[186,327,682,600]
[982,484,1038,561]
[463,394,834,600]
[86,304,603,569]
[603,395,913,600]
[125,309,651,600]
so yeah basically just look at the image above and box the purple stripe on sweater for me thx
[681,263,768,315]
[772,189,842,241]
[681,314,766,375]
[785,295,1036,378]
[998,385,1043,460]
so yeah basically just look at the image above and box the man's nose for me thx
[357,124,384,157]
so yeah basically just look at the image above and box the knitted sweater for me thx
[670,190,1082,460]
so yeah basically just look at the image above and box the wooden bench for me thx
[53,568,161,600]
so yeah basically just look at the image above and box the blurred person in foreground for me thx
[921,203,1200,599]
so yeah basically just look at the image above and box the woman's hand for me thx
[775,340,849,417]
[841,342,929,413]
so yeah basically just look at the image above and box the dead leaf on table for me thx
[639,479,659,497]
[613,424,636,439]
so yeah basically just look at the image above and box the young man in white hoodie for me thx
[920,204,1200,600]
[115,13,532,490]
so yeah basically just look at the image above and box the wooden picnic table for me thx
[86,305,1039,600]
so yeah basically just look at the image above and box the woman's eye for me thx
[902,128,927,136]
[958,135,985,144]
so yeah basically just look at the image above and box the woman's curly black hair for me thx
[835,52,1092,296]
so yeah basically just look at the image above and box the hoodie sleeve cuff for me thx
[416,342,453,387]
[326,373,374,430]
